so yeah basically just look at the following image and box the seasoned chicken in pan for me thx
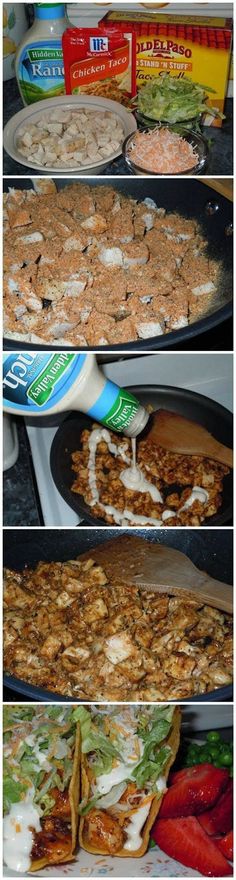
[71,425,229,526]
[4,557,232,701]
[3,182,221,346]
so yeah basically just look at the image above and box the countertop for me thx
[3,78,233,176]
[3,420,42,526]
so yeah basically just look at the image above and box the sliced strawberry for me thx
[216,830,233,861]
[169,767,192,785]
[198,780,233,835]
[159,764,229,818]
[153,816,233,877]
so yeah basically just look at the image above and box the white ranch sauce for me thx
[180,486,209,511]
[96,763,135,796]
[95,728,144,797]
[87,428,209,526]
[124,802,151,851]
[120,438,163,502]
[3,798,41,873]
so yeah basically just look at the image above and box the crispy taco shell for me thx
[30,725,80,871]
[79,707,181,858]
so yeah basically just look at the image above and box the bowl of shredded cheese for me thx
[123,126,208,176]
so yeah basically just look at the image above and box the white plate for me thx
[3,845,200,878]
[3,94,137,175]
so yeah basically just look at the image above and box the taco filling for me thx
[76,704,180,857]
[3,706,80,873]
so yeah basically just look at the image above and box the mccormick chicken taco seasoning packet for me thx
[100,11,232,126]
[62,27,136,106]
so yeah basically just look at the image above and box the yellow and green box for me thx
[101,11,232,126]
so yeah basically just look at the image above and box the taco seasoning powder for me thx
[62,27,136,106]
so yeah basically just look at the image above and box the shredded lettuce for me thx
[63,757,74,788]
[141,718,171,749]
[45,707,68,720]
[90,751,115,779]
[38,794,56,816]
[132,745,171,789]
[132,709,173,789]
[137,705,174,737]
[137,74,224,123]
[3,774,28,814]
[3,706,35,727]
[3,706,75,817]
[83,731,120,760]
[72,706,92,742]
[79,795,100,816]
[73,706,121,767]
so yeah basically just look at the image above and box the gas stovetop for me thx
[25,353,233,526]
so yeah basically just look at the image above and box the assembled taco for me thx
[3,706,80,873]
[76,704,181,857]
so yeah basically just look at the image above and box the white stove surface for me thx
[26,353,233,526]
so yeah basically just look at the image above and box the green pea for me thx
[219,751,232,767]
[207,745,221,759]
[198,750,209,762]
[207,731,221,743]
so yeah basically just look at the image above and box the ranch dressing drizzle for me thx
[123,802,151,851]
[3,789,41,873]
[120,438,163,502]
[180,486,209,511]
[87,429,209,526]
[88,429,163,525]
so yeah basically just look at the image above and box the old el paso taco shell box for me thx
[100,11,232,125]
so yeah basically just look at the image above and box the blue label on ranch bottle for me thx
[18,39,65,104]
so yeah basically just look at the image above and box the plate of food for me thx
[3,704,233,877]
[50,385,233,527]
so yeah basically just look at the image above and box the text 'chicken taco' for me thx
[3,706,80,873]
[76,704,181,857]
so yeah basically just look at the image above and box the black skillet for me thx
[50,385,233,527]
[3,177,233,352]
[3,527,233,703]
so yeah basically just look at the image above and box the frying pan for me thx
[50,385,233,526]
[3,177,233,352]
[3,527,233,703]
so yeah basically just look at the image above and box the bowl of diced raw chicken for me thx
[3,94,137,174]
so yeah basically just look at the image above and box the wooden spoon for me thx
[145,410,233,468]
[79,535,232,613]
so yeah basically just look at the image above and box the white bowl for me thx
[3,94,137,175]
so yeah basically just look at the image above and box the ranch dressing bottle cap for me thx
[35,4,66,14]
[3,352,150,438]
